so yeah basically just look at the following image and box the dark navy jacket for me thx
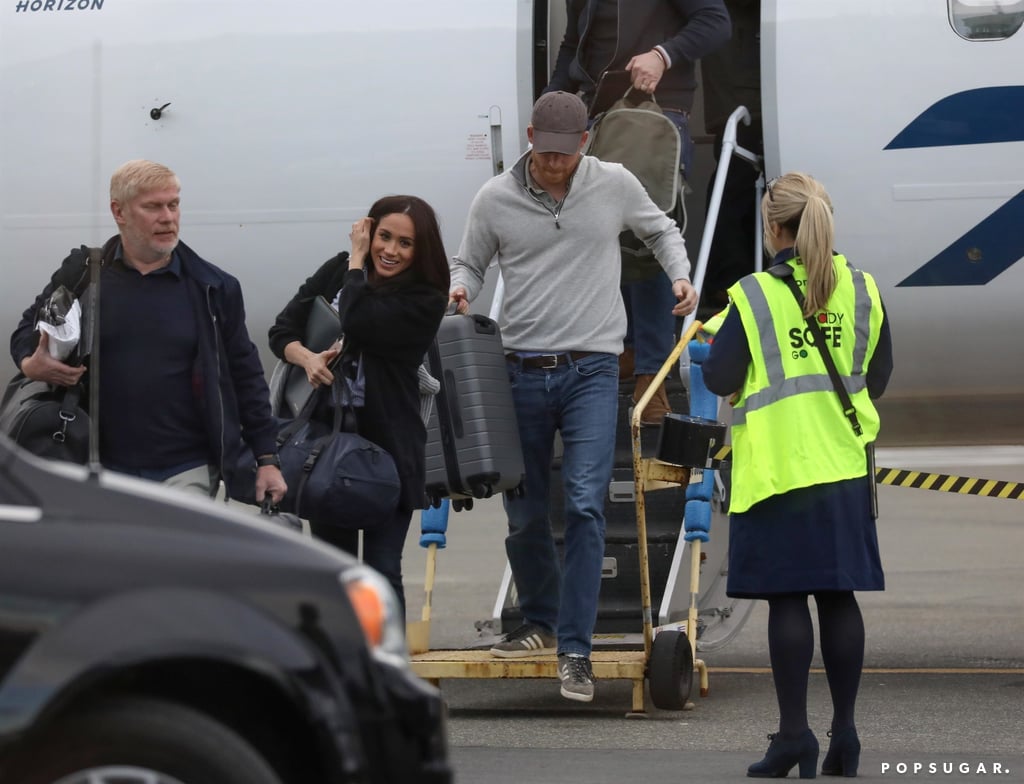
[9,236,278,492]
[546,0,731,112]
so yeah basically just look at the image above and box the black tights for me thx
[767,591,864,738]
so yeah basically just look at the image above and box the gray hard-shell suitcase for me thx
[423,313,525,509]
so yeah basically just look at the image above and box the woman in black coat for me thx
[269,195,449,612]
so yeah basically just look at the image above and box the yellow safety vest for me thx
[700,305,729,338]
[726,255,884,513]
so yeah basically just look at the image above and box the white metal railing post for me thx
[678,106,763,381]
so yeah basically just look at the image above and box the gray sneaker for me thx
[558,653,595,702]
[489,623,556,658]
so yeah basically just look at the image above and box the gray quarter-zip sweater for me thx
[450,151,691,355]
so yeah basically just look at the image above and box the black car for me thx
[0,436,451,784]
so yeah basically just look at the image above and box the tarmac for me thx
[401,446,1024,783]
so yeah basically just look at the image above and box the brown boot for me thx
[633,374,672,427]
[618,347,635,380]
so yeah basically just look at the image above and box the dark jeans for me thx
[310,507,414,619]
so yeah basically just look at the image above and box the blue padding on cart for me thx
[684,499,711,542]
[419,532,447,549]
[686,474,714,503]
[687,341,718,421]
[688,340,711,363]
[419,499,450,548]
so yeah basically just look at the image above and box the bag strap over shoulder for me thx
[84,245,103,473]
[780,275,862,437]
[276,360,359,446]
[777,270,876,517]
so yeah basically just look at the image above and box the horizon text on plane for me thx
[15,0,103,12]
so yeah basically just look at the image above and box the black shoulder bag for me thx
[231,371,401,528]
[774,268,878,518]
[0,247,103,466]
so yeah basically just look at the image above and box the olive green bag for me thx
[585,88,682,284]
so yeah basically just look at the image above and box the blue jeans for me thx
[664,110,693,179]
[622,274,678,375]
[622,110,691,375]
[503,353,619,656]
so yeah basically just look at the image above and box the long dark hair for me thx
[364,195,450,294]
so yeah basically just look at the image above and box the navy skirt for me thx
[726,476,885,598]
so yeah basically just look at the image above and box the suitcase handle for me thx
[471,314,497,336]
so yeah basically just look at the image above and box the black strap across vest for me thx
[773,270,863,438]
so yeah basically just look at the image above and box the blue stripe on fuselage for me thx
[891,87,1024,286]
[886,86,1024,149]
[897,189,1024,287]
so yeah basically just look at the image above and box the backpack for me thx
[585,89,682,283]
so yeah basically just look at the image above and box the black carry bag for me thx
[232,375,401,528]
[0,377,90,463]
[423,312,525,506]
[281,295,341,418]
[0,246,103,464]
[259,498,304,533]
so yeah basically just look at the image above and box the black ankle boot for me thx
[821,727,860,777]
[748,729,819,779]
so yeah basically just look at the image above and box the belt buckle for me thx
[539,354,559,369]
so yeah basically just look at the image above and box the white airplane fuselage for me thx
[1,0,1021,442]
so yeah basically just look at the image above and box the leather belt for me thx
[505,351,595,369]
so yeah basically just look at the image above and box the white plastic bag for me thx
[37,298,81,361]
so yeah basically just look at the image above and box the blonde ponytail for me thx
[761,173,837,317]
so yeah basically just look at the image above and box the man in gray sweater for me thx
[449,91,696,703]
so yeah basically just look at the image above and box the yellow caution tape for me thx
[707,446,1024,501]
[874,466,1024,499]
[710,445,733,464]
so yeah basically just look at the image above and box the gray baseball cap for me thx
[530,91,587,154]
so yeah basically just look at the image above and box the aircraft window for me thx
[949,0,1024,39]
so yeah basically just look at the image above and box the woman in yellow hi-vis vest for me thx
[703,173,894,780]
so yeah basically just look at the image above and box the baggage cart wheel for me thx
[647,630,694,711]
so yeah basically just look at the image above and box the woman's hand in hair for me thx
[349,217,373,268]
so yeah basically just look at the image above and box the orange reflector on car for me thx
[345,580,384,647]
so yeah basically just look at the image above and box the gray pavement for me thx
[402,447,1024,783]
